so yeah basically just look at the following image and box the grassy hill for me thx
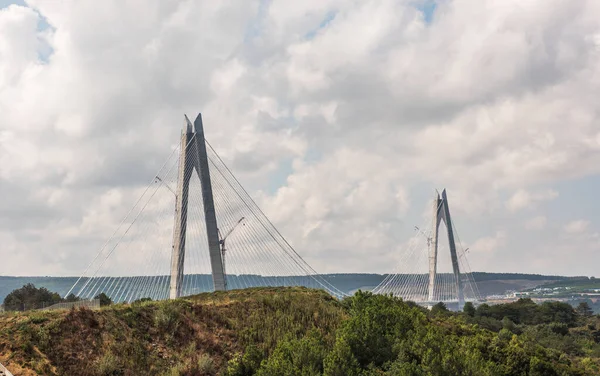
[1,287,600,375]
[0,288,343,375]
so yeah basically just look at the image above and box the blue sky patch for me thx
[414,0,437,24]
[1,1,54,62]
[305,11,337,40]
[0,0,25,8]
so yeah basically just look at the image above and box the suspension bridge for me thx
[66,113,480,309]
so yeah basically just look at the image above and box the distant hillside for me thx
[0,273,587,303]
[0,287,599,375]
[470,272,582,282]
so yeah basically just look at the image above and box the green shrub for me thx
[94,351,123,376]
[154,303,181,332]
[323,335,359,376]
[224,345,264,376]
[256,330,326,376]
[463,301,476,317]
[168,363,186,376]
[197,354,216,375]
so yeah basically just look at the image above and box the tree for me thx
[431,302,448,315]
[529,356,559,376]
[256,331,326,376]
[94,293,113,307]
[548,322,569,336]
[475,303,492,317]
[132,297,152,304]
[224,345,263,376]
[64,293,80,302]
[3,284,62,311]
[502,317,520,334]
[474,299,576,326]
[323,336,360,376]
[576,302,593,318]
[463,302,476,317]
[337,291,421,368]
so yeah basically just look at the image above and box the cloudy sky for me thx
[1,0,599,277]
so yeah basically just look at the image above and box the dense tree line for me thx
[225,293,600,375]
[2,284,112,311]
[472,298,577,326]
[2,284,64,311]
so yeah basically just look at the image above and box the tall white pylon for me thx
[427,189,464,308]
[169,113,226,299]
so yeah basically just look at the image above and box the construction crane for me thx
[218,217,246,290]
[414,226,432,247]
[154,176,176,197]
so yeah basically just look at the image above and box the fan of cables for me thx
[66,135,346,303]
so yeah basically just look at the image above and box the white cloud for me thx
[1,0,600,277]
[506,189,558,212]
[258,148,410,272]
[469,231,507,254]
[525,216,547,230]
[564,220,590,234]
[0,5,41,87]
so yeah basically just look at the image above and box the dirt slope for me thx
[0,288,344,376]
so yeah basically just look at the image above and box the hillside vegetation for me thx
[0,287,599,375]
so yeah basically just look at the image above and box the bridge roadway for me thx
[0,362,14,376]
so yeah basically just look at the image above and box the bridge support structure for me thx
[169,113,226,299]
[427,189,464,308]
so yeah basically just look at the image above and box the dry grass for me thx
[0,287,344,376]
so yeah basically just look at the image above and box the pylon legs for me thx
[170,131,191,299]
[169,114,226,300]
[426,190,464,308]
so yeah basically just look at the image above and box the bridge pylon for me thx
[169,113,225,299]
[427,189,464,309]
